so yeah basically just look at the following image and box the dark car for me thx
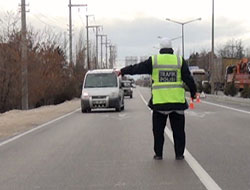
[121,80,133,98]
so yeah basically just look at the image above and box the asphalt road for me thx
[0,87,250,190]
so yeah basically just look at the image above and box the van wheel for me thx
[116,105,121,112]
[115,100,122,112]
[121,97,125,111]
[82,108,90,113]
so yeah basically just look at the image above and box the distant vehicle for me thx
[121,80,133,98]
[225,58,250,90]
[189,67,210,93]
[190,68,207,82]
[81,69,124,112]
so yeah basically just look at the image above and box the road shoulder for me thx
[0,99,80,141]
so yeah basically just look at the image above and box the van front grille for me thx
[92,96,106,99]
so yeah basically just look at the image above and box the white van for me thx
[81,69,124,112]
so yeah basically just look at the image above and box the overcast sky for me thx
[1,0,250,66]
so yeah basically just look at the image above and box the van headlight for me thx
[82,92,89,99]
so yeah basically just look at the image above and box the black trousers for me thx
[152,111,185,157]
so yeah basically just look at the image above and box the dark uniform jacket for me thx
[120,48,197,111]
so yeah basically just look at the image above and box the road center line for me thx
[139,91,222,190]
[0,108,80,147]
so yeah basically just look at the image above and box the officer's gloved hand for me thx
[118,71,122,76]
[114,69,121,76]
[191,92,197,100]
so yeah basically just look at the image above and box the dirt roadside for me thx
[0,99,80,141]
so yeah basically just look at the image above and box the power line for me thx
[30,13,53,27]
[30,13,66,30]
[36,13,67,29]
[78,13,85,27]
[29,5,68,28]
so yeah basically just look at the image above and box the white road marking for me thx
[139,91,222,190]
[202,100,250,115]
[118,113,130,120]
[186,110,214,118]
[139,93,148,105]
[102,113,130,120]
[118,113,127,118]
[0,108,80,147]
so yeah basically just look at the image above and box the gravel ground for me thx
[0,99,80,141]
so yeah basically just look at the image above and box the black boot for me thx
[153,155,163,160]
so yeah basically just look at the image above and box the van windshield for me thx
[84,73,117,88]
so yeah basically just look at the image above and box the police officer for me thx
[119,38,197,160]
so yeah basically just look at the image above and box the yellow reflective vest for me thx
[151,54,185,104]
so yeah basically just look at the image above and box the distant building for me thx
[125,56,138,67]
[140,56,149,62]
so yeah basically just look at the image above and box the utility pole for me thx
[86,15,94,70]
[86,25,102,68]
[109,45,116,69]
[105,37,108,68]
[98,34,107,68]
[211,0,215,94]
[69,0,72,66]
[100,35,104,68]
[95,26,101,68]
[109,45,113,69]
[21,0,28,110]
[68,0,87,67]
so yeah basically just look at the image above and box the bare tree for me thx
[109,45,117,69]
[0,12,82,113]
[217,39,245,59]
[188,49,210,71]
[75,28,86,69]
[245,47,250,58]
[0,13,22,112]
[0,12,20,41]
